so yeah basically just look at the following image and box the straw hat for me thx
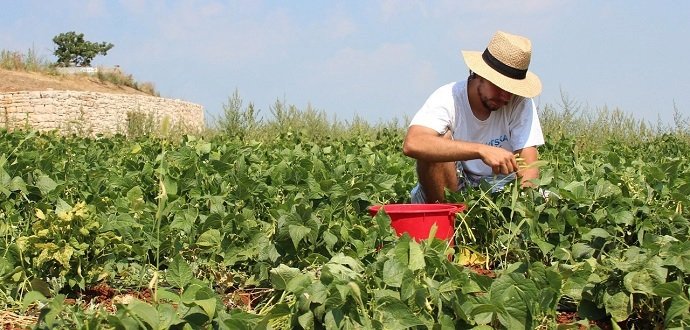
[462,31,542,98]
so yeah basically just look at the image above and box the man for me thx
[403,30,544,203]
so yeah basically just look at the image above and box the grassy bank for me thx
[1,48,158,96]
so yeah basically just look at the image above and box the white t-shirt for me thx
[409,80,544,183]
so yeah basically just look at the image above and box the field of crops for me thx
[1,117,689,328]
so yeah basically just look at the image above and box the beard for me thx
[478,88,506,111]
[481,98,502,111]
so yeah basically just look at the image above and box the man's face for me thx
[477,77,513,111]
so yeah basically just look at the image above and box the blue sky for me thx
[2,1,688,126]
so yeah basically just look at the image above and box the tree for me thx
[52,31,114,67]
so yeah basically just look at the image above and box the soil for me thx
[466,263,497,278]
[0,68,150,95]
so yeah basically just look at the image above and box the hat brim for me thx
[462,51,542,98]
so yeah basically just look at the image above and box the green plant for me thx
[126,111,156,137]
[15,200,131,290]
[52,31,113,67]
[1,104,689,328]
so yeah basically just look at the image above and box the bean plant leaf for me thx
[167,255,193,289]
[286,273,312,295]
[604,292,630,323]
[270,264,301,290]
[408,241,425,271]
[382,259,406,288]
[611,210,634,226]
[666,297,690,325]
[128,300,160,329]
[34,174,57,195]
[653,282,682,298]
[490,273,538,329]
[376,296,425,329]
[582,228,610,240]
[196,229,221,248]
[663,241,690,272]
[163,176,178,197]
[289,224,311,249]
[10,176,27,194]
[194,298,217,318]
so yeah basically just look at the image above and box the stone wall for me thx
[0,91,205,136]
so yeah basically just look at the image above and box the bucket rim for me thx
[368,203,464,214]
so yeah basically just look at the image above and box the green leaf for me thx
[29,279,51,297]
[286,273,312,295]
[382,258,406,288]
[532,237,555,254]
[561,266,592,300]
[163,176,178,197]
[490,273,538,329]
[270,264,301,290]
[22,291,47,312]
[624,269,664,295]
[611,210,634,226]
[376,296,425,328]
[298,311,314,329]
[262,303,291,322]
[126,185,144,202]
[390,236,410,265]
[604,292,630,323]
[157,289,181,304]
[195,141,212,155]
[194,297,217,318]
[196,229,221,248]
[663,241,690,272]
[9,176,27,193]
[157,303,183,329]
[570,243,595,259]
[288,224,311,249]
[562,181,586,200]
[167,255,193,289]
[329,254,363,272]
[55,198,72,215]
[582,227,610,240]
[666,296,690,325]
[128,300,159,329]
[471,303,498,322]
[170,208,197,234]
[35,174,58,195]
[408,241,425,271]
[654,282,682,298]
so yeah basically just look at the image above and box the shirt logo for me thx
[486,134,508,147]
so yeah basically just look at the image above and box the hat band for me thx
[481,48,527,80]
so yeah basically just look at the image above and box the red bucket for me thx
[368,203,466,244]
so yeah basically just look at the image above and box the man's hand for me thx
[478,145,519,175]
